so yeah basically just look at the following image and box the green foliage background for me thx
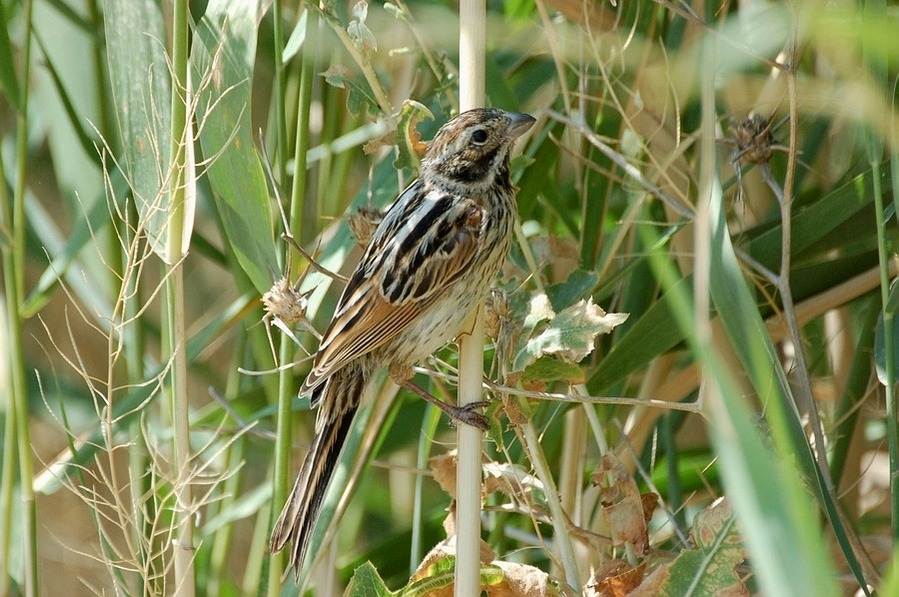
[1,0,898,595]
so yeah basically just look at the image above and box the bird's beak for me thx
[506,112,537,139]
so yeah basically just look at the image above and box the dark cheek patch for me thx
[450,146,500,184]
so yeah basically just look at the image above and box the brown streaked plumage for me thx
[270,108,536,578]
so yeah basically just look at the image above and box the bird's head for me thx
[421,108,535,194]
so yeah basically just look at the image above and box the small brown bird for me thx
[270,108,536,578]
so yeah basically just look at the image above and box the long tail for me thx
[269,368,364,578]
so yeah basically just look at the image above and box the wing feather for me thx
[300,183,483,396]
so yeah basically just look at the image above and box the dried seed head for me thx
[262,276,307,326]
[348,205,385,249]
[732,113,776,165]
[484,287,509,340]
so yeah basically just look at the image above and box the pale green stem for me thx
[866,0,897,550]
[271,0,289,184]
[0,112,16,596]
[873,159,897,540]
[455,1,486,594]
[268,8,316,592]
[167,0,194,592]
[322,9,392,115]
[890,102,899,570]
[1,0,38,593]
[391,0,458,112]
[513,398,580,589]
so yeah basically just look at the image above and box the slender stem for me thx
[455,3,486,594]
[0,357,15,593]
[290,8,316,241]
[866,0,897,550]
[516,403,580,588]
[411,409,442,571]
[321,8,392,115]
[168,0,194,593]
[872,159,897,541]
[457,0,485,111]
[267,334,295,592]
[777,42,831,481]
[271,0,288,184]
[267,8,316,592]
[168,261,194,596]
[1,0,39,593]
[455,309,487,596]
[889,82,899,563]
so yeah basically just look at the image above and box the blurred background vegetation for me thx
[1,0,899,595]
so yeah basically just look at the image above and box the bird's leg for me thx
[397,379,490,430]
[389,364,489,430]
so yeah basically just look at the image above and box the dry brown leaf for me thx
[501,393,528,426]
[592,453,649,555]
[429,450,457,498]
[627,562,671,597]
[585,559,646,597]
[640,492,659,525]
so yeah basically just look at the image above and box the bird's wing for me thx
[300,183,482,396]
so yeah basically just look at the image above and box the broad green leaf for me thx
[746,167,884,269]
[104,0,171,255]
[520,299,626,367]
[320,64,377,117]
[520,356,585,387]
[657,501,746,596]
[192,0,278,294]
[707,176,840,596]
[545,269,600,311]
[513,293,627,379]
[32,31,100,167]
[589,278,690,393]
[344,561,393,597]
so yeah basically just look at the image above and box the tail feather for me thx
[270,369,364,578]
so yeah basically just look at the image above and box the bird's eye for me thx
[471,128,488,144]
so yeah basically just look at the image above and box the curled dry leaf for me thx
[591,453,649,555]
[362,125,396,155]
[483,461,545,508]
[731,113,776,165]
[501,393,528,426]
[429,450,458,499]
[393,99,434,172]
[585,559,646,597]
[347,0,377,54]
